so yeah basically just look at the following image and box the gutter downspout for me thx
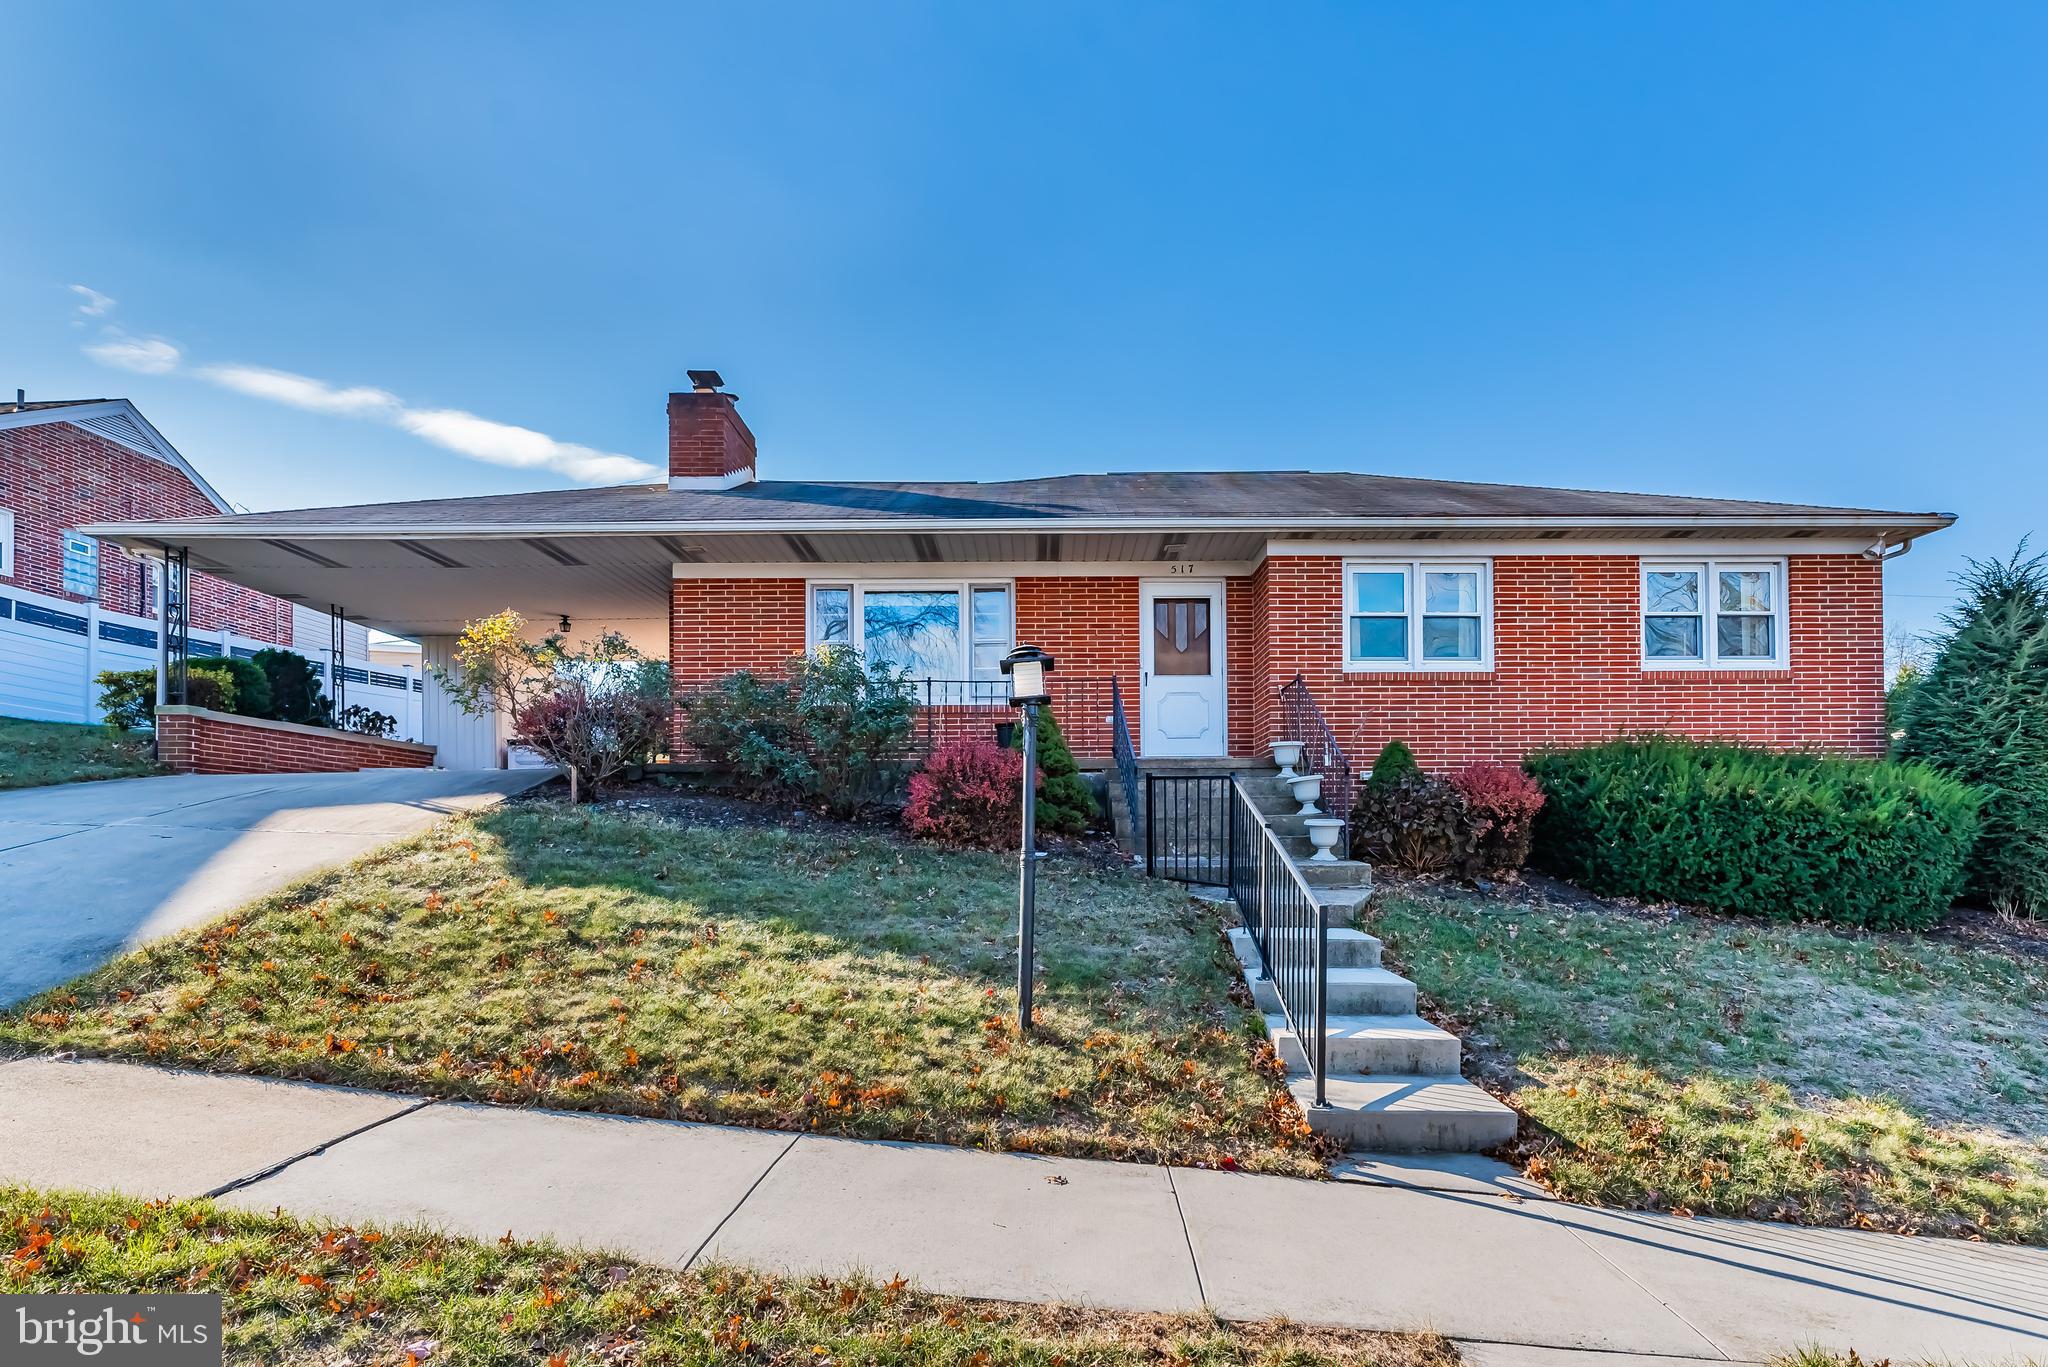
[1863,531,1921,562]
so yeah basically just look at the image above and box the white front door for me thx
[1140,581,1227,757]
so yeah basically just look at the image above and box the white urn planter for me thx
[1288,772,1324,815]
[1304,817,1347,862]
[1270,739,1304,780]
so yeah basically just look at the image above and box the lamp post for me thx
[1000,644,1054,1032]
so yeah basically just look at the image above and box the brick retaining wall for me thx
[154,705,436,774]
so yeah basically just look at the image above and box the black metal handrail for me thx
[1145,772,1330,1106]
[1228,776,1330,1107]
[1110,676,1140,839]
[1278,673,1354,825]
[1144,772,1233,884]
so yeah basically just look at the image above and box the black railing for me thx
[1228,777,1330,1107]
[906,676,1119,758]
[1147,772,1330,1107]
[1144,773,1233,885]
[1278,673,1354,824]
[1110,676,1140,840]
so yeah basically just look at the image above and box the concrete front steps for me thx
[1227,926,1516,1154]
[1225,765,1516,1155]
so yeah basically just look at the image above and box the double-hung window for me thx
[0,508,14,577]
[1642,559,1787,668]
[809,580,1015,702]
[1343,560,1490,670]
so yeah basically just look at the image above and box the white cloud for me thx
[69,284,116,317]
[397,408,659,483]
[84,334,182,375]
[79,312,655,486]
[196,364,400,417]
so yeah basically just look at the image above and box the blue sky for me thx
[4,3,2043,644]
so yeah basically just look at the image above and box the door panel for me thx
[1140,584,1226,757]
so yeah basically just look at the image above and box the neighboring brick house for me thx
[0,397,294,643]
[84,372,1953,772]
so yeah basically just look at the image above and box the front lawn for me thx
[0,716,164,790]
[1,1186,1452,1367]
[1365,881,2048,1243]
[0,803,1321,1175]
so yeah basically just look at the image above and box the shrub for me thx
[1009,705,1097,833]
[1900,546,2048,918]
[679,648,917,816]
[1527,736,1983,930]
[1367,739,1419,789]
[906,739,1024,848]
[95,669,158,731]
[254,648,331,727]
[1350,773,1484,875]
[1448,760,1546,876]
[512,680,670,802]
[337,704,399,738]
[200,655,273,719]
[434,610,677,801]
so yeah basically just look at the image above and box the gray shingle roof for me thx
[110,470,1948,531]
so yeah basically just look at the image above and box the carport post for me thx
[153,552,169,709]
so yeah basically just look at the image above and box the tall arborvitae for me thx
[1901,544,2048,918]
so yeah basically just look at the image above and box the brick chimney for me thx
[667,370,756,490]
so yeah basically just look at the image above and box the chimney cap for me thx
[686,369,726,393]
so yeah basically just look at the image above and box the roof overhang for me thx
[81,511,1956,644]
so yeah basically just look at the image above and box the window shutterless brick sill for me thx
[1337,669,1499,684]
[1638,668,1795,685]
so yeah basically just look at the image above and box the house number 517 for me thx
[1166,562,1200,575]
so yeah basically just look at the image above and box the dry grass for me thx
[0,802,1326,1175]
[1,1185,1457,1366]
[1365,880,2048,1243]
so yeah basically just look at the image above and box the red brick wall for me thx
[662,555,1886,768]
[0,419,293,643]
[1257,552,1885,767]
[155,707,435,774]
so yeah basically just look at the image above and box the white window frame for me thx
[0,508,14,577]
[1640,557,1790,670]
[806,579,1017,687]
[1342,558,1493,672]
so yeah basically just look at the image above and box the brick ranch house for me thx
[84,373,1954,776]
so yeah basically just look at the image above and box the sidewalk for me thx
[2,1055,2043,1362]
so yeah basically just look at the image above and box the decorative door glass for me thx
[1152,598,1212,676]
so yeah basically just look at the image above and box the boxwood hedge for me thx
[1526,736,1983,929]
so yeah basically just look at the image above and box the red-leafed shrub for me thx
[905,739,1026,848]
[1449,760,1546,876]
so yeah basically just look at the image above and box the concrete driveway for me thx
[0,768,549,1006]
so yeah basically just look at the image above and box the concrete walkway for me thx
[0,768,548,1006]
[2,1058,2042,1362]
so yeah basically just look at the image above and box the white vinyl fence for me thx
[0,583,423,740]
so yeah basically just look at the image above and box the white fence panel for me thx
[0,597,93,723]
[0,584,423,742]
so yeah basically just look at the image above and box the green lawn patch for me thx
[1,1186,1453,1367]
[0,803,1321,1175]
[0,716,164,790]
[1363,882,2048,1243]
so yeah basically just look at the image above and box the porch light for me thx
[999,644,1054,708]
[999,644,1055,1032]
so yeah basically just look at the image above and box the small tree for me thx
[434,609,672,802]
[1008,705,1095,834]
[1900,545,2048,918]
[1367,739,1419,789]
[254,648,331,727]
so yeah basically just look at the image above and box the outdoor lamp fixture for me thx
[999,644,1056,1030]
